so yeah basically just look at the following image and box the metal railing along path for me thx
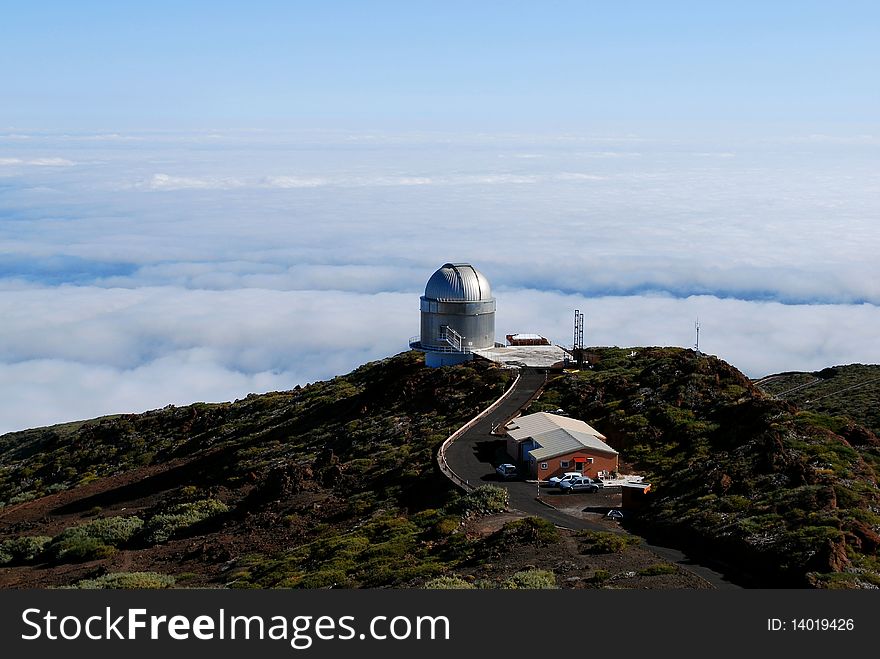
[409,336,474,354]
[436,370,522,492]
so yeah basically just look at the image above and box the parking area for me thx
[538,484,623,521]
[479,468,625,526]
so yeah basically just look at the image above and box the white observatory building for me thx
[409,263,496,367]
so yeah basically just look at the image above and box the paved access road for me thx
[443,367,742,589]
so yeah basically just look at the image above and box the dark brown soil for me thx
[0,453,317,588]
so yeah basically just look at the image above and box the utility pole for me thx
[573,309,584,368]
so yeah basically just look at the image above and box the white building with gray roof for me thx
[505,412,619,481]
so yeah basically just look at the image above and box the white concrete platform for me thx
[472,344,570,368]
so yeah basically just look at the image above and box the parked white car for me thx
[546,472,582,487]
[559,476,600,494]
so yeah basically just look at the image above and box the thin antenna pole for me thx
[695,318,701,355]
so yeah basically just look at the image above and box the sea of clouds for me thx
[0,129,877,434]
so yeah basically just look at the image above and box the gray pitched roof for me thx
[507,411,606,442]
[505,411,616,461]
[527,428,618,461]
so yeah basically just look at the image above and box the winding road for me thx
[442,367,743,589]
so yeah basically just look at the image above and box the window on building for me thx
[587,458,594,464]
[560,460,570,468]
[540,462,548,470]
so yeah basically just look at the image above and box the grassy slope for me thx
[1,352,708,590]
[3,349,878,588]
[0,353,516,587]
[537,348,880,588]
[756,364,880,437]
[0,352,505,508]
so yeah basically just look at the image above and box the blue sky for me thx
[0,2,878,433]
[2,1,878,130]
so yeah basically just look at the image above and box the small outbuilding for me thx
[621,482,652,509]
[504,412,618,481]
[506,333,550,346]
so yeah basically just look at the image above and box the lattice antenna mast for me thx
[574,309,585,367]
[694,318,701,355]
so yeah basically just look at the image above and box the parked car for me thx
[546,472,582,487]
[559,476,599,493]
[495,463,519,480]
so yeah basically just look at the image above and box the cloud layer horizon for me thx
[1,130,877,434]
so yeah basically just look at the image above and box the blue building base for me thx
[425,351,473,368]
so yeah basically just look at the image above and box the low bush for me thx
[423,576,475,589]
[8,492,37,505]
[500,517,560,545]
[591,569,611,583]
[0,535,52,565]
[501,569,557,589]
[179,485,200,498]
[433,516,461,536]
[72,572,176,589]
[806,572,863,589]
[49,516,144,562]
[295,569,352,589]
[53,537,117,562]
[452,485,508,516]
[410,508,443,528]
[143,499,229,544]
[359,561,444,587]
[579,531,640,554]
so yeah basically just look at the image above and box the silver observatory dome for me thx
[415,263,496,367]
[424,263,493,302]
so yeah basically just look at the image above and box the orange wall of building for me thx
[535,451,618,480]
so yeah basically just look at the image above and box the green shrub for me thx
[54,538,117,562]
[49,516,143,562]
[180,485,199,497]
[591,569,611,583]
[718,495,752,513]
[295,569,351,589]
[501,569,557,589]
[72,572,176,589]
[360,561,444,587]
[501,517,560,545]
[806,572,862,589]
[452,485,508,516]
[71,516,144,544]
[424,576,475,589]
[143,498,229,544]
[411,508,443,528]
[175,572,199,583]
[0,536,52,565]
[638,563,678,576]
[579,531,640,554]
[8,492,37,504]
[433,516,461,536]
[345,459,374,474]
